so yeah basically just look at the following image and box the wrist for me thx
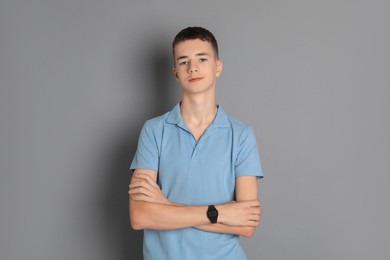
[215,204,225,224]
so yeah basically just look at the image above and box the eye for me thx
[179,61,189,66]
[199,58,207,62]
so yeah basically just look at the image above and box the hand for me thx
[217,200,261,227]
[129,172,171,205]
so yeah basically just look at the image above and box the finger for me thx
[250,207,261,215]
[131,193,164,203]
[133,174,160,189]
[246,220,259,227]
[130,179,154,190]
[250,214,260,222]
[131,194,152,202]
[251,200,261,207]
[131,175,151,182]
[129,187,152,197]
[129,185,152,194]
[133,173,154,182]
[129,180,147,189]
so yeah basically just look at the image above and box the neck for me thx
[180,96,217,125]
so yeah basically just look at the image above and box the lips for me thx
[189,77,204,82]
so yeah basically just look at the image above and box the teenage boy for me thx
[129,27,263,260]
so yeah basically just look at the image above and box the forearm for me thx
[141,200,257,237]
[130,199,210,230]
[159,202,256,237]
[195,224,256,238]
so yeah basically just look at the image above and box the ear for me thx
[172,67,179,81]
[216,59,223,77]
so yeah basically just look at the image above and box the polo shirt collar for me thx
[166,102,230,128]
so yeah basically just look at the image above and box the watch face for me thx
[209,211,218,217]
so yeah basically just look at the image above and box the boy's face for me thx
[173,39,222,95]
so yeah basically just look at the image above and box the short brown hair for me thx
[172,27,219,58]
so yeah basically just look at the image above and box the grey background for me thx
[1,0,389,259]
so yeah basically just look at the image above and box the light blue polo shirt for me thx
[130,102,263,260]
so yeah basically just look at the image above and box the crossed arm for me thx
[129,169,261,238]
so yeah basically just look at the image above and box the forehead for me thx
[174,39,216,59]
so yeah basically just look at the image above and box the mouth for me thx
[189,77,204,82]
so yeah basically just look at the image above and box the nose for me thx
[188,62,199,74]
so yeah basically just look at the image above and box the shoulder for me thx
[143,112,169,131]
[138,112,170,142]
[224,112,255,139]
[226,114,250,130]
[218,109,258,150]
[143,112,169,129]
[142,103,180,131]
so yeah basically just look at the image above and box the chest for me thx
[157,126,237,204]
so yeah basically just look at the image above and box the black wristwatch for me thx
[207,205,218,224]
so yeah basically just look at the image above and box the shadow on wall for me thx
[99,40,175,259]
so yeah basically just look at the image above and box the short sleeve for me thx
[130,121,160,171]
[235,127,263,178]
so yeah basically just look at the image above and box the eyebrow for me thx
[176,52,210,61]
